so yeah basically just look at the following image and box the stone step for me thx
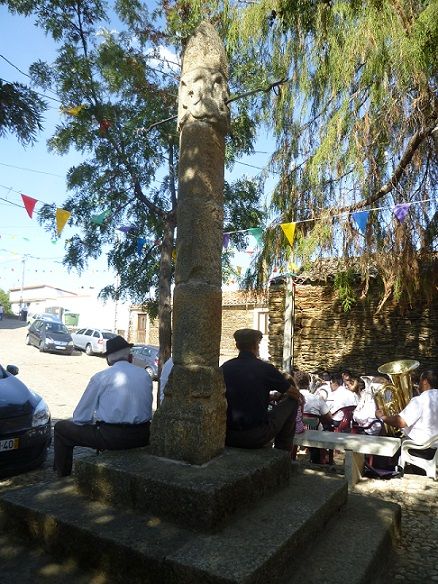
[0,532,98,584]
[74,446,293,531]
[281,490,401,584]
[0,470,349,584]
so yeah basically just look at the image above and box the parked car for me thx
[71,328,118,356]
[26,319,74,355]
[0,362,51,477]
[27,312,61,327]
[130,345,159,379]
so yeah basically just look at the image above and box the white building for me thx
[9,284,130,335]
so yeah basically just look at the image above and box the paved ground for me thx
[0,317,162,420]
[1,317,437,582]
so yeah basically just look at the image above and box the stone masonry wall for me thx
[129,300,265,360]
[268,279,287,369]
[269,277,437,374]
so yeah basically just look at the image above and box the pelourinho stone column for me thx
[150,22,229,465]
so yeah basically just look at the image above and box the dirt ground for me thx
[0,317,160,421]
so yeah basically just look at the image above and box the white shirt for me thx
[330,386,358,421]
[159,357,173,403]
[400,388,438,444]
[300,390,330,417]
[353,389,381,434]
[73,360,153,424]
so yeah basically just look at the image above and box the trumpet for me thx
[375,359,420,437]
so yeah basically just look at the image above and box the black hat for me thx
[105,335,133,356]
[233,328,263,344]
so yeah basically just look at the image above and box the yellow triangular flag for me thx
[60,105,86,116]
[281,222,296,248]
[56,208,71,236]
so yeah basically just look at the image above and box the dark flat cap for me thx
[104,335,133,356]
[233,328,263,344]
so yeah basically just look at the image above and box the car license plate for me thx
[56,346,66,350]
[0,438,19,451]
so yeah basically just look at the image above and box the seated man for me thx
[329,373,358,424]
[221,328,301,453]
[53,335,153,477]
[294,371,332,426]
[376,368,438,464]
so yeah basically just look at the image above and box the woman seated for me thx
[352,376,383,435]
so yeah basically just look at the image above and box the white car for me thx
[71,328,117,356]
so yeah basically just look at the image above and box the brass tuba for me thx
[375,359,420,437]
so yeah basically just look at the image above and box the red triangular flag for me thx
[21,194,38,218]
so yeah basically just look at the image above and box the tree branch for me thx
[335,121,438,215]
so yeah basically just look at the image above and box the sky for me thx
[0,5,276,297]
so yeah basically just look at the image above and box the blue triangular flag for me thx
[352,211,369,235]
[137,237,146,256]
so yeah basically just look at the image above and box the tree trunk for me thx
[158,216,175,380]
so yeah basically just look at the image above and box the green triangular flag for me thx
[248,227,263,247]
[91,210,111,225]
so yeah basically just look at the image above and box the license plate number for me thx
[55,346,66,350]
[0,438,19,451]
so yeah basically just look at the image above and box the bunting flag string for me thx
[1,182,436,263]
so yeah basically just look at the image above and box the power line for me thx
[0,53,63,104]
[0,161,65,178]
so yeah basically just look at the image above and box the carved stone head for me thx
[178,22,230,133]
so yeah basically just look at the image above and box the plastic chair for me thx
[302,414,321,430]
[398,434,438,480]
[351,419,384,436]
[331,406,357,433]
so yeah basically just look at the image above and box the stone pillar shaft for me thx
[150,22,229,465]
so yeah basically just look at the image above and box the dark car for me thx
[130,345,159,379]
[26,319,74,355]
[0,363,51,478]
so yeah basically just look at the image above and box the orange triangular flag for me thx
[280,222,296,248]
[21,194,38,218]
[56,208,71,236]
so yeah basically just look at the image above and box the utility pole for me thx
[19,254,30,309]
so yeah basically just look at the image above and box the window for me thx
[93,331,100,338]
[84,329,93,336]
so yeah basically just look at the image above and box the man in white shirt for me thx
[329,373,358,423]
[376,368,438,448]
[294,371,332,423]
[54,336,153,476]
[159,356,173,403]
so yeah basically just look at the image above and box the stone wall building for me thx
[129,290,269,361]
[269,260,437,375]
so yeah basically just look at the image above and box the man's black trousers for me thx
[225,397,298,451]
[53,420,150,476]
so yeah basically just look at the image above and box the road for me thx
[0,317,160,422]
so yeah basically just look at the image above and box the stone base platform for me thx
[0,449,400,584]
[74,447,292,531]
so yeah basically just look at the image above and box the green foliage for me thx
[334,270,357,312]
[0,79,46,145]
[0,289,12,314]
[185,0,438,303]
[2,0,262,311]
